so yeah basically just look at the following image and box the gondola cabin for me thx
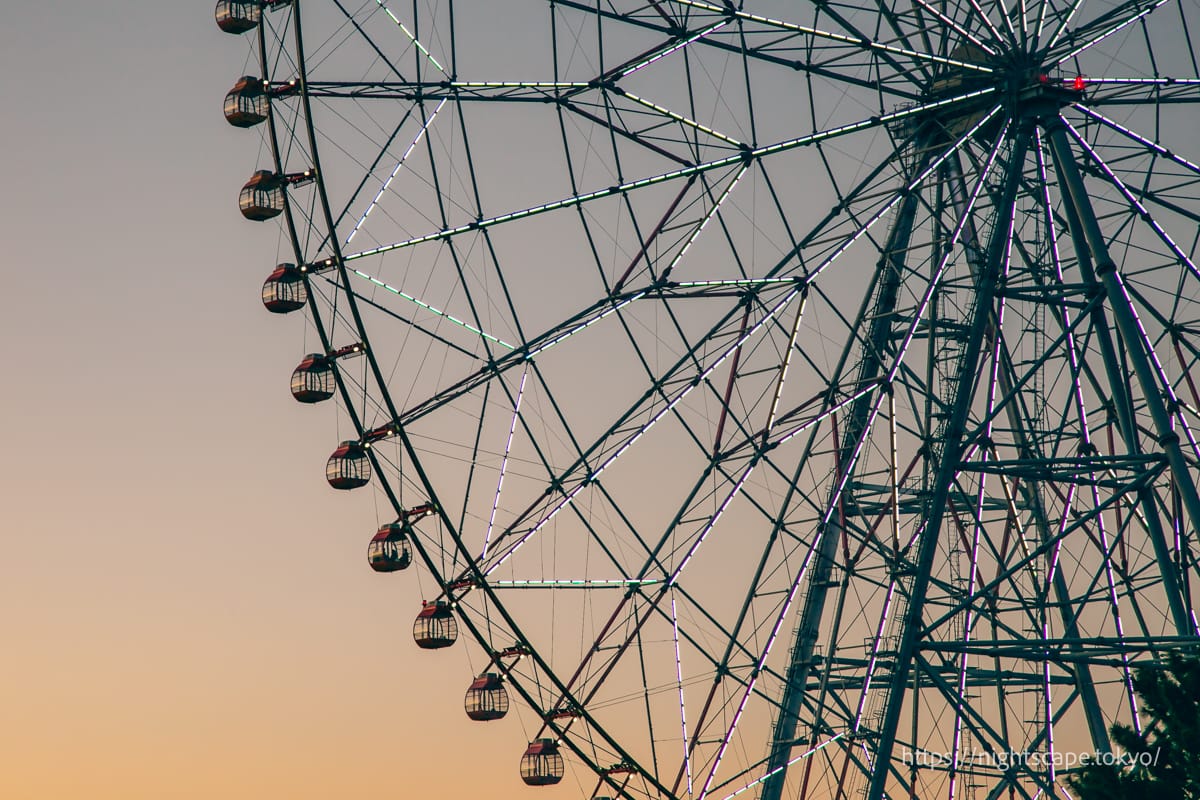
[464,673,509,721]
[413,601,457,649]
[214,0,261,33]
[367,523,412,572]
[290,354,335,403]
[520,739,564,786]
[239,171,286,221]
[261,264,307,313]
[224,76,269,127]
[326,441,370,490]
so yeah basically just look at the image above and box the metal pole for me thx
[1045,119,1193,637]
[866,127,1032,800]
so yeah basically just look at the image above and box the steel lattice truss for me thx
[221,1,1200,798]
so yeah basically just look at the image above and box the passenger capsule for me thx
[290,354,335,404]
[261,264,307,313]
[520,739,564,786]
[367,523,412,573]
[239,170,286,221]
[224,76,269,127]
[326,441,370,490]
[464,673,509,721]
[215,0,261,33]
[413,601,457,649]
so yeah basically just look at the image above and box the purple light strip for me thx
[483,286,803,578]
[1059,119,1200,464]
[481,366,528,560]
[662,165,750,281]
[1035,130,1092,448]
[1072,103,1200,177]
[764,298,807,438]
[1062,115,1200,281]
[1043,128,1150,726]
[672,594,694,797]
[885,119,1012,386]
[345,97,448,246]
[1085,77,1200,85]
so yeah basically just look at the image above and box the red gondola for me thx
[214,0,261,33]
[290,354,335,404]
[238,171,286,221]
[520,739,564,786]
[224,76,269,127]
[326,441,370,490]
[413,601,457,649]
[367,523,412,573]
[464,673,509,721]
[261,264,307,313]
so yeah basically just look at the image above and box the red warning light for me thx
[1073,75,1087,91]
[1038,73,1050,84]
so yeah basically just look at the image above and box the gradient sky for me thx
[4,3,1196,800]
[0,5,567,798]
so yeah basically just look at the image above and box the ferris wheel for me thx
[216,1,1200,798]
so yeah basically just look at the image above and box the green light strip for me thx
[351,268,516,350]
[343,87,996,262]
[620,90,745,146]
[375,0,446,74]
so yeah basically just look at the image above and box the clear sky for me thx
[0,4,566,798]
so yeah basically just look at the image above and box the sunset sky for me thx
[0,5,563,798]
[5,3,1199,799]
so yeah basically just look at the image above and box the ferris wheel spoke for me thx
[304,80,593,101]
[669,0,995,80]
[340,98,447,244]
[1080,78,1200,106]
[960,0,1017,51]
[606,89,746,149]
[365,0,448,76]
[1041,0,1085,51]
[1045,0,1169,66]
[553,0,922,98]
[911,0,1001,57]
[1058,116,1200,455]
[1061,115,1200,278]
[476,286,804,580]
[759,131,1020,800]
[1045,120,1196,635]
[559,93,706,168]
[319,0,409,81]
[339,87,997,262]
